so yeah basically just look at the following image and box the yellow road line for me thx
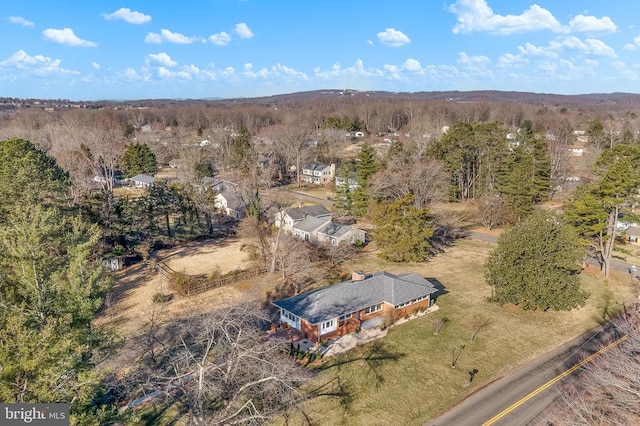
[481,335,628,426]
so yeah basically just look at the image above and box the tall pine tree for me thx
[351,144,380,217]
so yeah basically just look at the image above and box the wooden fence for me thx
[184,267,269,295]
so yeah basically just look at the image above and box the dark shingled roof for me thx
[272,271,438,324]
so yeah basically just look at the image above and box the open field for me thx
[283,238,638,426]
[96,231,638,425]
[160,237,251,276]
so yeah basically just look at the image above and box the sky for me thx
[1,0,639,101]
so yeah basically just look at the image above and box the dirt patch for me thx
[94,238,272,374]
[159,238,251,276]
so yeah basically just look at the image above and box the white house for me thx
[128,174,155,189]
[301,163,336,185]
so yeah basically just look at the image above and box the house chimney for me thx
[352,271,365,281]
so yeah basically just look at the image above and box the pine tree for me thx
[121,142,157,177]
[351,145,380,217]
[334,162,354,215]
[371,194,434,262]
[485,210,588,311]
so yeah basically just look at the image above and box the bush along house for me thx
[272,271,439,343]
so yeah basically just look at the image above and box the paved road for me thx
[426,323,621,426]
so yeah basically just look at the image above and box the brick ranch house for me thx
[272,271,438,343]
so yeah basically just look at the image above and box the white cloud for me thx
[92,62,100,69]
[458,52,491,73]
[103,8,151,24]
[448,0,617,35]
[42,28,97,47]
[147,52,177,67]
[209,32,231,46]
[157,67,173,78]
[234,23,254,39]
[449,0,562,35]
[0,50,78,76]
[9,16,34,27]
[314,59,384,79]
[583,38,616,57]
[498,52,528,65]
[242,62,307,80]
[624,35,640,50]
[568,15,617,33]
[145,33,162,44]
[145,29,200,44]
[377,28,411,47]
[402,58,424,74]
[367,39,374,46]
[124,68,141,80]
[518,36,616,58]
[161,29,199,44]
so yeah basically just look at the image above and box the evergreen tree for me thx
[371,194,434,262]
[0,139,115,422]
[121,142,157,177]
[485,210,588,311]
[565,145,640,276]
[334,162,354,215]
[498,125,551,222]
[0,138,69,218]
[351,145,380,216]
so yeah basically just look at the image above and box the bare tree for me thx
[476,193,507,230]
[121,304,310,425]
[371,150,448,209]
[468,315,493,343]
[432,317,449,335]
[544,310,640,425]
[273,120,312,188]
[272,234,322,295]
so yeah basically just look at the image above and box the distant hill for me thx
[218,89,640,110]
[3,90,640,112]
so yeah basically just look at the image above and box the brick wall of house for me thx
[300,320,319,342]
[393,298,431,321]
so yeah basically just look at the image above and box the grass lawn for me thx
[283,238,637,426]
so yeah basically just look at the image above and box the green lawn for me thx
[283,238,637,426]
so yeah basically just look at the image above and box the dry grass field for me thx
[282,238,637,426]
[95,216,638,425]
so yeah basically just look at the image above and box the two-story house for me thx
[301,163,336,185]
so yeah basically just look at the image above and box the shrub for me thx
[152,293,173,303]
[171,272,197,296]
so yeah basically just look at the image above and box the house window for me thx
[339,313,352,321]
[321,319,335,330]
[395,301,410,309]
[364,303,383,315]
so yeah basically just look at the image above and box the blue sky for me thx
[1,0,638,101]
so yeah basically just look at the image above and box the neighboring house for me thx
[301,163,336,185]
[212,180,245,219]
[272,271,438,343]
[129,174,155,189]
[276,205,365,245]
[316,221,366,246]
[626,226,640,244]
[292,215,331,242]
[275,205,332,232]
